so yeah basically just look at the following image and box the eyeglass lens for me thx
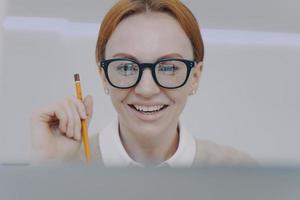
[107,60,188,88]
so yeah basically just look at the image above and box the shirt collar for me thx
[99,120,196,167]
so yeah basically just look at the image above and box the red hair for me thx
[96,0,204,64]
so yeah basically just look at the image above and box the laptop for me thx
[0,163,299,200]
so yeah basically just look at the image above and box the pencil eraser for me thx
[74,74,80,81]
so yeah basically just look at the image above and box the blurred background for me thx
[0,0,299,166]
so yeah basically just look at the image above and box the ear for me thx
[189,61,203,95]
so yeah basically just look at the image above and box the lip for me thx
[128,102,169,106]
[126,104,169,122]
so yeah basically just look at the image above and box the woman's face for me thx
[100,12,202,139]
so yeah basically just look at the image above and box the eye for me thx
[116,63,139,76]
[157,63,178,75]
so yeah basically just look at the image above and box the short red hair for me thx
[96,0,204,64]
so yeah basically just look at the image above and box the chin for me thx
[130,121,165,139]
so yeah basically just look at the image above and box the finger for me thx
[83,95,93,125]
[63,99,76,139]
[68,100,82,141]
[55,105,68,134]
[69,96,87,120]
[68,96,88,141]
[40,103,68,133]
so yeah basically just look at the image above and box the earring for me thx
[191,90,196,95]
[104,88,109,95]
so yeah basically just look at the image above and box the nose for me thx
[134,69,160,98]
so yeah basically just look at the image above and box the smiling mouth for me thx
[128,104,169,114]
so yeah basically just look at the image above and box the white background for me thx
[0,0,299,165]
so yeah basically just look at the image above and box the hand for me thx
[30,95,93,161]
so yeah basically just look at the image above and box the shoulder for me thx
[193,138,257,166]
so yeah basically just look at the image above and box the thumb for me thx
[83,95,93,126]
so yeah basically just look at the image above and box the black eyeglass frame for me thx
[99,58,197,89]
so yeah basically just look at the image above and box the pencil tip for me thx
[74,74,80,81]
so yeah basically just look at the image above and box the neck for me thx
[119,121,179,166]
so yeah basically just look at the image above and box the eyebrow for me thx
[112,53,184,62]
[157,53,183,61]
[112,53,138,61]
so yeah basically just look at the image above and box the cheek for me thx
[109,89,130,108]
[166,88,190,109]
[167,92,189,120]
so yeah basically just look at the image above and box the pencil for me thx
[74,73,91,162]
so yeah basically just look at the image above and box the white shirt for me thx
[99,120,196,167]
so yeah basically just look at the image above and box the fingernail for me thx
[82,112,87,119]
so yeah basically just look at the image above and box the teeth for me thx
[133,105,164,112]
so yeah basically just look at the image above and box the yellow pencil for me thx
[74,73,91,162]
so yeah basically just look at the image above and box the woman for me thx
[31,0,255,167]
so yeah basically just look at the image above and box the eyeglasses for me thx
[99,58,196,89]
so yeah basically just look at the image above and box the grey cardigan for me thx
[78,134,256,167]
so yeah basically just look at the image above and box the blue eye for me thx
[157,64,178,75]
[117,63,138,76]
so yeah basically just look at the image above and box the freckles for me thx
[111,88,133,103]
[170,85,190,97]
[164,90,184,105]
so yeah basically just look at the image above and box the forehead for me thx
[105,12,193,62]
